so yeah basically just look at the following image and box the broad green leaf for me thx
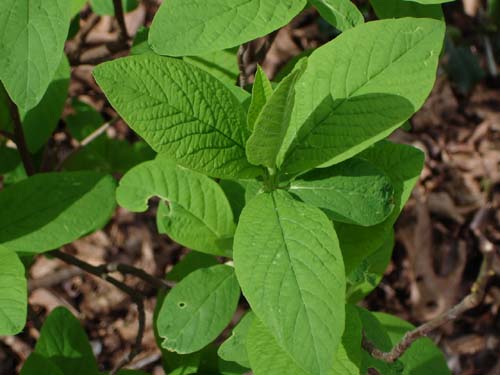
[117,158,235,256]
[157,265,240,354]
[347,230,394,303]
[185,48,240,87]
[35,307,100,375]
[290,158,394,226]
[218,359,250,375]
[90,0,138,15]
[0,172,116,253]
[218,312,255,367]
[0,146,20,174]
[0,246,27,335]
[310,0,364,31]
[358,308,451,374]
[20,353,64,375]
[234,190,346,375]
[131,27,152,56]
[0,0,71,111]
[371,0,444,20]
[94,54,260,179]
[22,56,70,152]
[280,18,444,177]
[331,305,362,375]
[246,61,306,169]
[149,0,307,56]
[72,0,88,16]
[219,179,262,221]
[246,317,309,375]
[335,141,424,274]
[166,252,218,282]
[247,66,273,131]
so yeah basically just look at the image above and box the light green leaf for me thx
[20,353,64,375]
[358,308,451,374]
[280,18,444,177]
[246,61,306,169]
[247,66,273,131]
[90,0,138,15]
[310,0,364,31]
[218,311,255,367]
[347,230,394,303]
[0,0,71,111]
[0,246,27,335]
[219,179,262,222]
[117,157,235,256]
[0,172,116,254]
[149,0,307,56]
[93,54,260,179]
[185,48,240,87]
[335,141,423,274]
[331,305,362,375]
[157,265,240,354]
[371,0,444,20]
[234,190,346,375]
[166,252,219,282]
[72,0,88,16]
[290,158,394,226]
[35,307,100,375]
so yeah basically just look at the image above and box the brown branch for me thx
[112,0,129,42]
[6,96,35,176]
[362,206,497,363]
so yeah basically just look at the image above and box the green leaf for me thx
[290,157,394,226]
[0,246,27,335]
[66,100,104,141]
[246,317,309,375]
[72,0,88,16]
[218,311,255,367]
[447,45,484,94]
[35,307,100,375]
[335,141,423,274]
[246,61,307,169]
[310,0,364,31]
[167,252,219,282]
[347,230,394,303]
[280,18,444,177]
[90,0,138,15]
[331,305,362,375]
[358,308,451,374]
[22,56,71,152]
[234,190,346,375]
[157,265,240,354]
[117,157,235,256]
[0,0,71,111]
[0,172,116,254]
[0,146,21,175]
[185,48,240,87]
[219,179,262,222]
[93,54,260,179]
[131,27,153,56]
[404,0,453,3]
[149,0,307,56]
[371,0,444,20]
[247,66,273,131]
[20,353,64,375]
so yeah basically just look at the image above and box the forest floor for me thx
[1,2,499,375]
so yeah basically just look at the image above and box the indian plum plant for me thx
[1,0,479,374]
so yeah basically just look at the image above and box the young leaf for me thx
[148,0,307,56]
[233,190,346,375]
[116,158,235,256]
[35,307,100,375]
[247,66,273,131]
[218,311,255,367]
[0,0,71,111]
[310,0,364,31]
[371,0,444,20]
[334,141,424,274]
[289,158,394,226]
[0,246,27,336]
[357,308,451,374]
[157,265,240,354]
[20,353,64,375]
[93,54,260,179]
[0,172,116,253]
[246,61,306,169]
[280,18,445,177]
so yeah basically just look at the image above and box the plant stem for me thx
[112,0,129,42]
[6,96,35,176]
[362,206,497,363]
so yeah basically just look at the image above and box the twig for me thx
[362,206,497,363]
[0,129,15,141]
[6,96,35,176]
[50,250,150,373]
[237,43,250,87]
[112,0,129,42]
[105,263,175,289]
